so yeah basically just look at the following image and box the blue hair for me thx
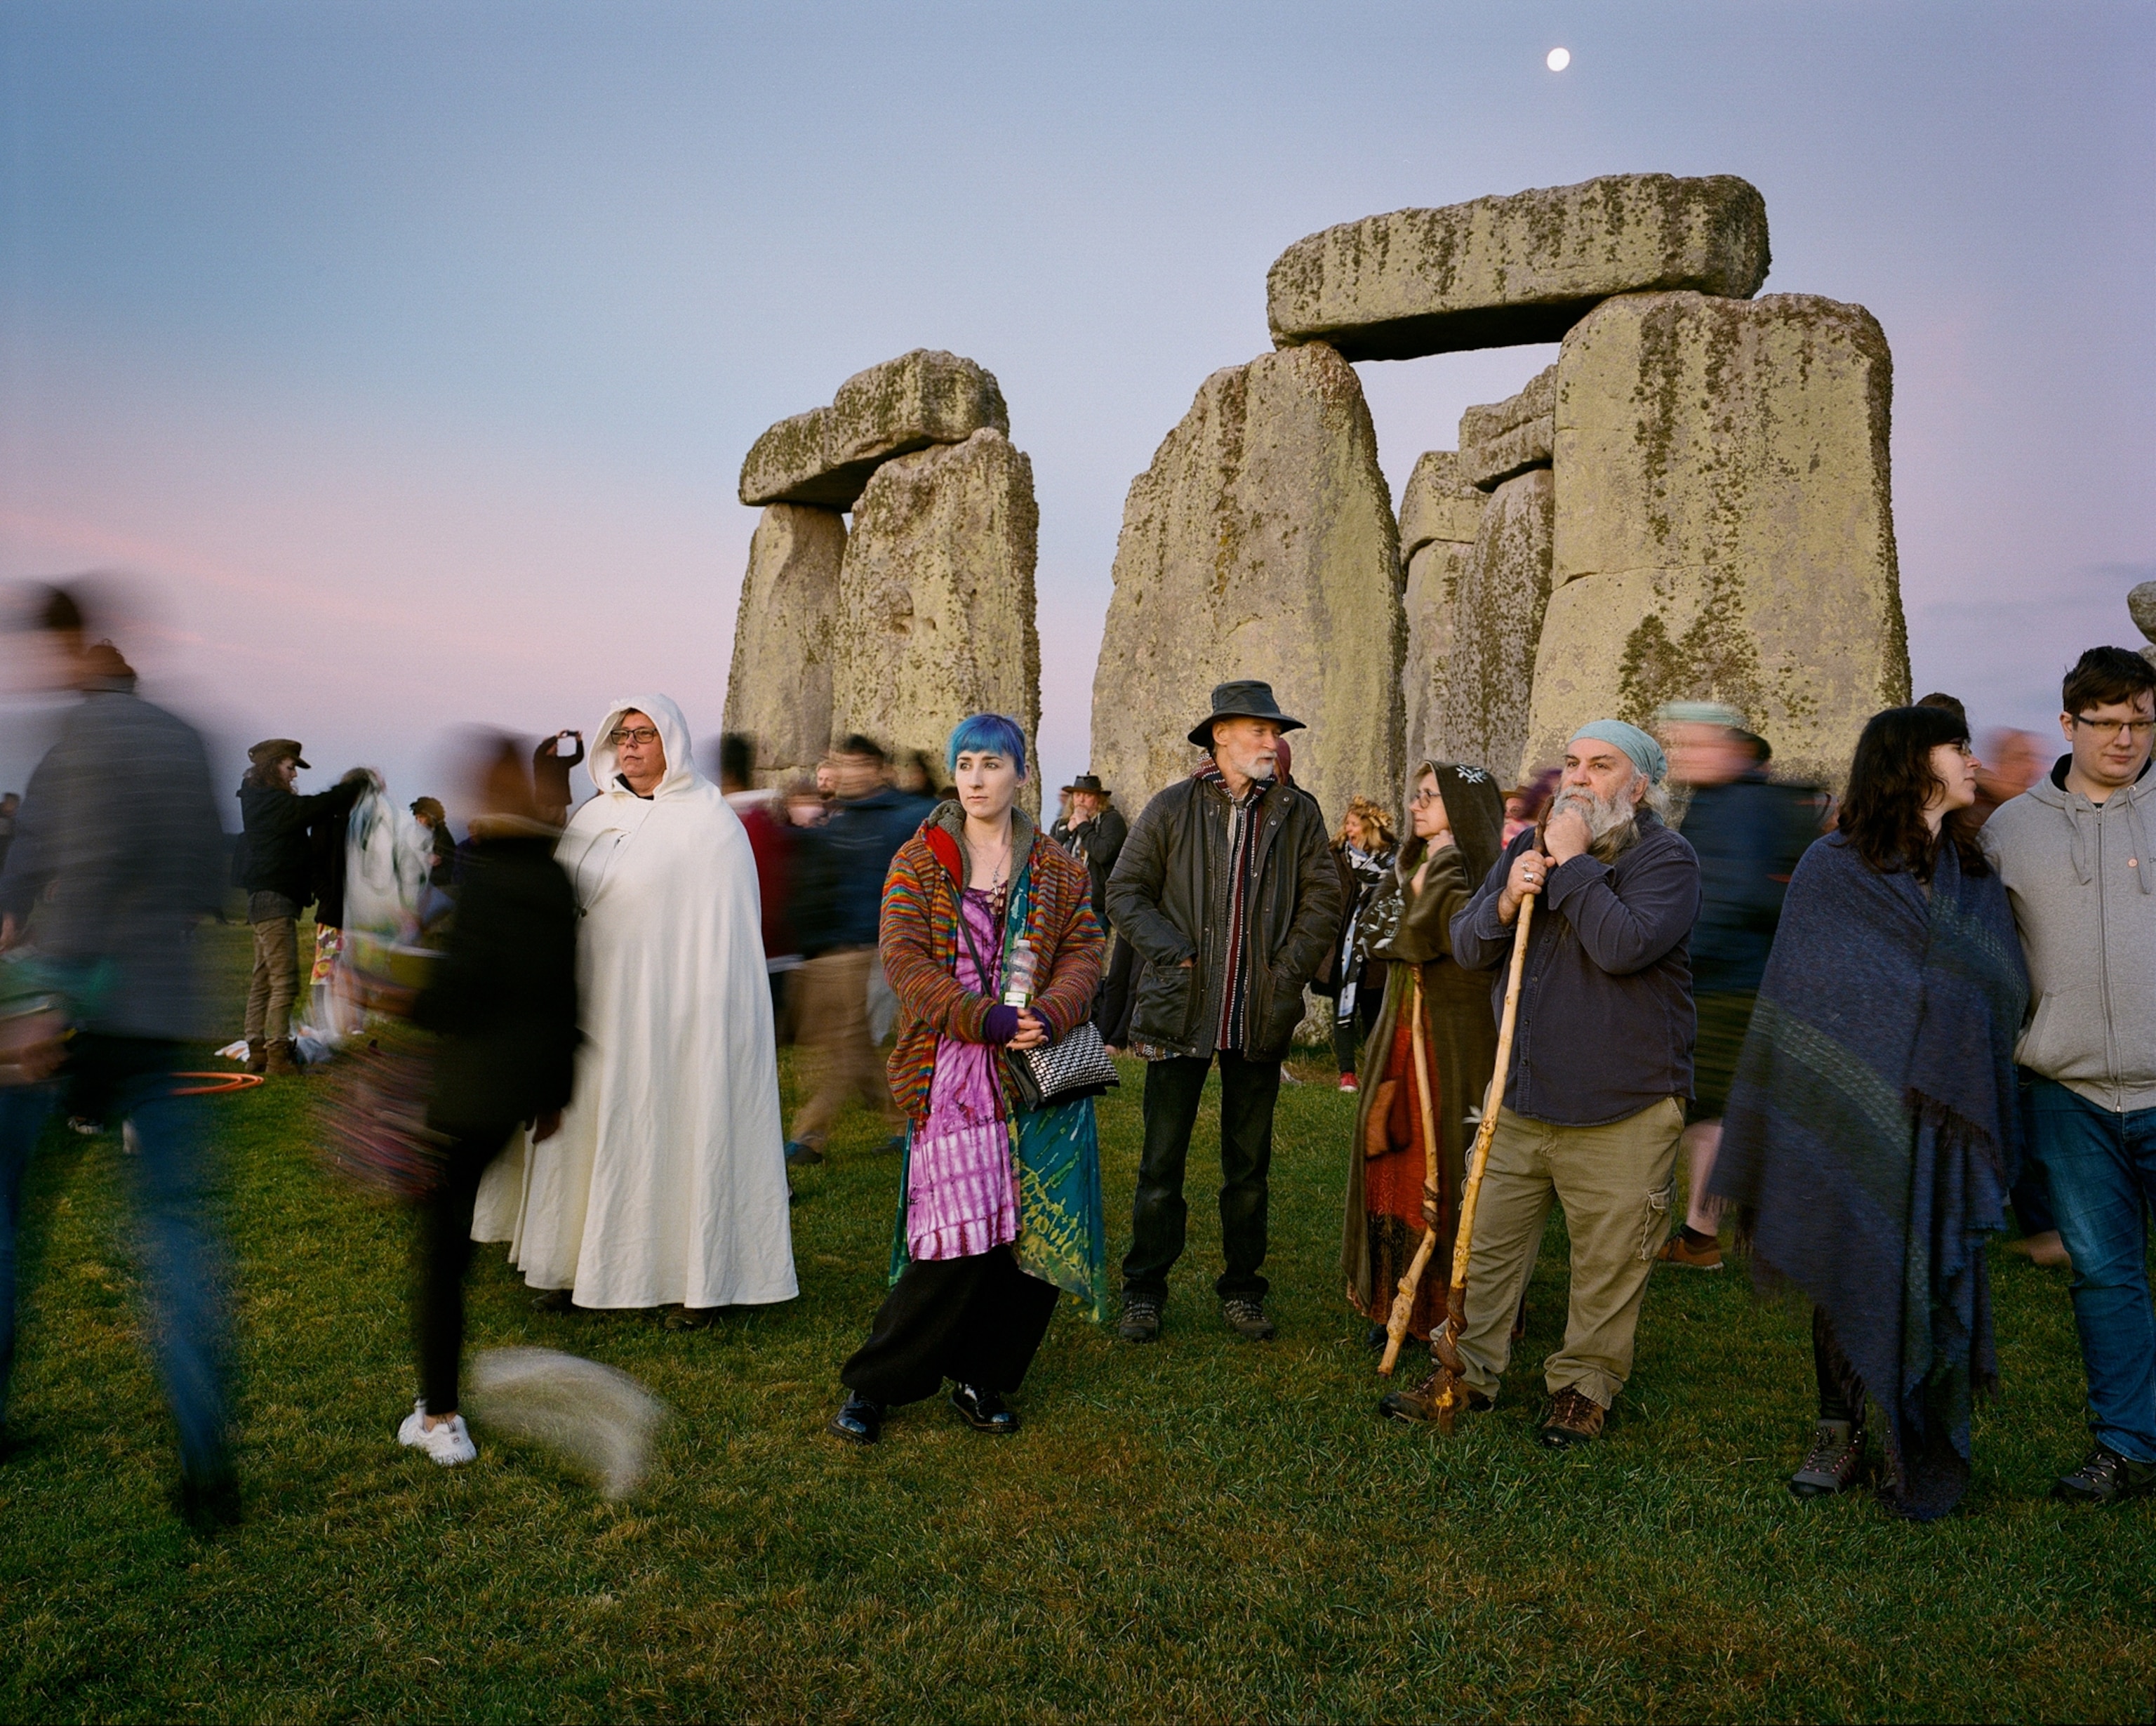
[946,712,1027,779]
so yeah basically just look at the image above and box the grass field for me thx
[1,916,2151,1722]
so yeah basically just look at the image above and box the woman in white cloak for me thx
[476,693,797,1311]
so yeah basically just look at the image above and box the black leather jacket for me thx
[1105,771,1341,1061]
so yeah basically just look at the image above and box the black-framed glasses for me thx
[2070,716,2156,740]
[608,726,661,747]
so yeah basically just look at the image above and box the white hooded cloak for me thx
[474,693,797,1309]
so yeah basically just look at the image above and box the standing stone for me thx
[1397,451,1486,773]
[1458,364,1557,491]
[1090,342,1402,828]
[1439,467,1555,782]
[1524,291,1908,788]
[722,504,847,784]
[1266,174,1771,361]
[831,427,1042,812]
[739,350,1011,510]
[2130,581,2156,670]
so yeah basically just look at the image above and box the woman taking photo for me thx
[1341,761,1506,1366]
[1325,796,1398,1093]
[827,713,1106,1444]
[1713,705,2027,1519]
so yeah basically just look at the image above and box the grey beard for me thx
[1549,784,1636,841]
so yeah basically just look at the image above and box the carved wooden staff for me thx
[1379,892,1534,1380]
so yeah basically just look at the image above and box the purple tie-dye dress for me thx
[905,886,1022,1261]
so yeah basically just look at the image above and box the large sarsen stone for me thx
[739,350,1010,510]
[1458,364,1557,491]
[1524,291,1908,788]
[1090,342,1402,828]
[830,427,1042,812]
[1437,467,1555,783]
[721,503,847,784]
[1266,173,1770,361]
[1397,451,1486,774]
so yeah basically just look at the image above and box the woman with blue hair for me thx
[826,713,1107,1444]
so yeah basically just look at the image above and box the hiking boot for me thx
[1788,1419,1867,1499]
[1536,1386,1606,1449]
[265,1039,300,1078]
[1116,1294,1162,1343]
[2054,1442,2156,1505]
[1656,1231,1724,1271]
[1380,1365,1491,1426]
[1221,1297,1276,1341]
[244,1040,267,1077]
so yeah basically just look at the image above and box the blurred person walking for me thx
[1106,681,1342,1344]
[509,696,796,1318]
[1319,796,1397,1093]
[784,736,915,1164]
[1983,647,2156,1503]
[397,735,579,1466]
[1340,763,1505,1365]
[827,715,1106,1442]
[1715,705,2025,1518]
[717,733,801,1034]
[233,738,364,1076]
[0,583,236,1527]
[1652,703,1823,1271]
[1439,722,1700,1449]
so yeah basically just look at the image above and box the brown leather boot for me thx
[265,1039,300,1078]
[244,1041,268,1076]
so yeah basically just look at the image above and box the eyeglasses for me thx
[608,726,661,747]
[1408,788,1443,807]
[2070,716,2156,740]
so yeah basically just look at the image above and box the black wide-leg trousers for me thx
[841,1245,1061,1407]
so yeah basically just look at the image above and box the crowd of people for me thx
[1,572,2152,1532]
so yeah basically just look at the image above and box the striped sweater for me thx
[880,802,1105,1128]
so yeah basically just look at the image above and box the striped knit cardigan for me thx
[879,802,1105,1129]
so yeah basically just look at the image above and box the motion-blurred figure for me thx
[399,733,579,1467]
[510,696,796,1318]
[717,733,799,1035]
[409,797,455,889]
[0,582,236,1528]
[784,736,915,1164]
[233,738,364,1075]
[1503,766,1560,845]
[1975,727,2047,824]
[1653,703,1822,1271]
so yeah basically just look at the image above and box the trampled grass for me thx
[1,918,2150,1721]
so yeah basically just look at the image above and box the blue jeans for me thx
[0,1043,231,1478]
[2025,1075,2156,1463]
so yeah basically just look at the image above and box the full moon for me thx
[1546,46,1571,71]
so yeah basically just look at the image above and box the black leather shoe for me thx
[827,1393,884,1445]
[950,1383,1020,1434]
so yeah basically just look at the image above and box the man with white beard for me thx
[494,694,798,1322]
[1440,720,1701,1450]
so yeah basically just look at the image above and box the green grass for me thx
[1,917,2151,1722]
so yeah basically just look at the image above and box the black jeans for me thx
[1122,1050,1282,1303]
[841,1245,1061,1406]
[414,1120,519,1416]
[1332,982,1380,1075]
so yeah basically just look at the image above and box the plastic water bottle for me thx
[1002,938,1037,1009]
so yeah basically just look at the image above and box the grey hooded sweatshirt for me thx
[1983,755,2156,1113]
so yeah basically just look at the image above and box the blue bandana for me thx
[1571,719,1668,785]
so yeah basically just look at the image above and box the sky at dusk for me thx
[2,1,2151,819]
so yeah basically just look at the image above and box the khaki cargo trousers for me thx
[1454,1098,1684,1410]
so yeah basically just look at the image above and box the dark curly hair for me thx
[1838,705,1987,882]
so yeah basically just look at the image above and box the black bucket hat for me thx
[1187,680,1305,749]
[1067,773,1109,796]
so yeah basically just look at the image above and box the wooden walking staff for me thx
[1378,893,1535,1396]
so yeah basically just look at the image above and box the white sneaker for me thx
[396,1400,477,1466]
